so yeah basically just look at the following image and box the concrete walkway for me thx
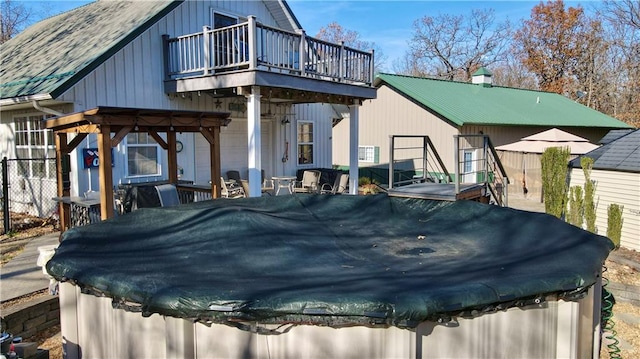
[0,232,60,302]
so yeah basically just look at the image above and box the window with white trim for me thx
[358,145,379,163]
[14,114,56,178]
[126,133,159,177]
[297,121,314,165]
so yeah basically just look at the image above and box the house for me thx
[568,129,640,251]
[0,0,375,221]
[332,69,632,196]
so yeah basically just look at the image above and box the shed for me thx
[47,194,613,358]
[495,128,599,201]
[569,129,640,251]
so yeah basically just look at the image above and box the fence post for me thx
[2,157,9,234]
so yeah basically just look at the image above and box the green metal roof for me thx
[375,73,632,129]
[0,0,181,100]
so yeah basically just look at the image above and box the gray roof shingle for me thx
[570,129,640,173]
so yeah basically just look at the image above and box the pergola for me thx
[44,106,231,230]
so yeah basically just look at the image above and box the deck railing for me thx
[163,16,374,86]
[388,135,452,188]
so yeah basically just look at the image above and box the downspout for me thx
[32,100,64,116]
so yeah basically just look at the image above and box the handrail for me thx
[388,135,451,189]
[454,134,509,206]
[164,16,374,86]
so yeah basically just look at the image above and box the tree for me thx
[513,0,600,96]
[315,22,387,73]
[399,9,511,81]
[598,0,640,127]
[0,0,31,44]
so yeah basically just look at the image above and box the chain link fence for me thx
[1,157,59,234]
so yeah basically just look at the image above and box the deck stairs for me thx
[386,135,509,206]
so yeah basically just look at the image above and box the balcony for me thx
[163,16,376,103]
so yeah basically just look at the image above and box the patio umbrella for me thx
[495,128,599,155]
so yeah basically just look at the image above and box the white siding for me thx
[47,0,334,193]
[569,168,640,251]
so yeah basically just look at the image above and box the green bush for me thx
[607,204,624,248]
[581,157,597,233]
[541,147,571,219]
[567,185,584,228]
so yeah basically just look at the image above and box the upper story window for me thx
[212,12,237,29]
[126,133,159,177]
[297,121,314,165]
[14,114,55,178]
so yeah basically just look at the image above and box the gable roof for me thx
[0,0,181,102]
[0,0,302,104]
[569,129,640,173]
[374,73,632,129]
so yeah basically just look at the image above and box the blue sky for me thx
[27,0,592,69]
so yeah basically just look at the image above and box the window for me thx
[14,114,56,178]
[213,12,237,29]
[463,151,473,173]
[126,133,159,176]
[297,121,314,165]
[358,146,379,164]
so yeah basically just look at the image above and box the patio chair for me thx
[221,177,245,199]
[261,169,274,195]
[293,170,321,193]
[321,173,349,195]
[155,184,181,207]
[226,170,242,186]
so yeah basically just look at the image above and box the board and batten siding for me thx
[50,0,336,193]
[569,169,640,251]
[334,85,459,171]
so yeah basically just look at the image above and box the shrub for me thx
[541,147,571,219]
[567,185,584,228]
[581,157,597,233]
[607,204,624,248]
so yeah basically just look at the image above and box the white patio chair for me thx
[293,170,321,193]
[321,173,349,195]
[221,177,245,199]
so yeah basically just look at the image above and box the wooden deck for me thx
[387,183,486,202]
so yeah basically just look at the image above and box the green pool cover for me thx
[47,194,613,329]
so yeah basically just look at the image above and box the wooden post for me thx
[97,125,114,220]
[167,130,178,183]
[55,133,70,233]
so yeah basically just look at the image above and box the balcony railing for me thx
[163,16,374,86]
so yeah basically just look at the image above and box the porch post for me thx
[246,86,262,197]
[167,131,178,183]
[348,100,360,195]
[97,125,114,220]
